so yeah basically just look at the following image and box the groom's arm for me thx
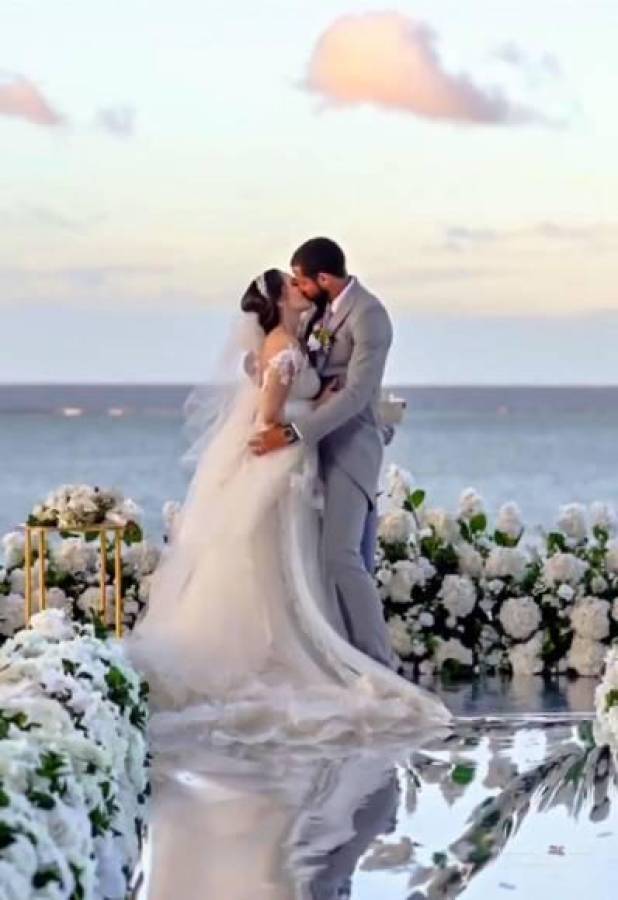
[292,303,392,446]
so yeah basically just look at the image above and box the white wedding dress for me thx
[124,336,451,752]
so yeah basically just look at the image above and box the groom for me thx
[249,237,399,671]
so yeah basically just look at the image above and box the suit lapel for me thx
[317,279,359,372]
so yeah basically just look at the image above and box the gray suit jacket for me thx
[294,278,393,500]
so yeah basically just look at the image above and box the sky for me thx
[1,0,617,384]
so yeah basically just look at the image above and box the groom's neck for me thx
[328,275,352,302]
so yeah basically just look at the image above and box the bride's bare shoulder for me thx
[261,327,299,362]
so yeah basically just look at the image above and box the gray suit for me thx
[294,278,398,670]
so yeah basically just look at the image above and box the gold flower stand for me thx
[21,522,126,637]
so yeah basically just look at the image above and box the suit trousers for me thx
[321,464,398,670]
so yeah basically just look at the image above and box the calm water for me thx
[133,680,616,899]
[1,385,618,538]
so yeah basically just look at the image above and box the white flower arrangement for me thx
[377,466,618,678]
[27,484,142,532]
[0,609,149,899]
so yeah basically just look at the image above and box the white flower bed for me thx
[0,609,149,899]
[378,465,618,677]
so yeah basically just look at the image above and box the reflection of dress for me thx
[125,345,451,750]
[138,746,402,900]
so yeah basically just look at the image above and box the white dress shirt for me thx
[324,276,356,324]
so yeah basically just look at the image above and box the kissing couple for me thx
[126,237,451,749]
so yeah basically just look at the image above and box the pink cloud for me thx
[305,13,551,125]
[0,73,63,126]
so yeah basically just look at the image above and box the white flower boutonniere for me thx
[309,324,335,353]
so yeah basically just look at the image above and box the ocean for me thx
[1,384,617,541]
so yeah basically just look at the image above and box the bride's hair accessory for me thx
[255,273,269,300]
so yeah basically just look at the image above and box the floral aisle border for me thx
[2,476,618,677]
[377,466,618,677]
[0,608,149,899]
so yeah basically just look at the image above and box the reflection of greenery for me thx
[405,725,617,900]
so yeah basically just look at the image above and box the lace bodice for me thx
[261,344,321,402]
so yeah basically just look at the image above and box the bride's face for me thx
[282,273,313,313]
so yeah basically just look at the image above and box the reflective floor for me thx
[133,679,617,899]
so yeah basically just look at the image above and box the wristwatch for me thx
[283,423,301,444]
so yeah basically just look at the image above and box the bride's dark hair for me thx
[240,269,285,334]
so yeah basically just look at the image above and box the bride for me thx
[124,269,451,747]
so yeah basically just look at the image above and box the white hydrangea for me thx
[439,575,477,619]
[595,646,618,747]
[567,636,607,677]
[590,501,617,533]
[2,531,25,569]
[570,597,610,641]
[29,607,76,641]
[51,537,97,575]
[485,547,528,581]
[556,503,588,543]
[456,544,483,578]
[499,596,541,640]
[496,502,524,540]
[389,558,435,602]
[507,632,543,675]
[77,585,114,615]
[458,488,485,521]
[422,508,460,545]
[418,611,435,628]
[122,540,160,577]
[0,593,26,637]
[434,638,473,669]
[542,552,588,586]
[388,615,413,656]
[612,598,618,622]
[385,465,414,508]
[378,510,414,545]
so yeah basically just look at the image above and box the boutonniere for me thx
[308,324,334,353]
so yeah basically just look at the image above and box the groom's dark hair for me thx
[291,237,347,279]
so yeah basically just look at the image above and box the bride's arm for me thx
[258,340,296,428]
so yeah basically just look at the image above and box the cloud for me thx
[441,221,618,251]
[305,13,553,125]
[0,72,63,126]
[95,106,136,138]
[493,42,562,79]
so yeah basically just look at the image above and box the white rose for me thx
[434,638,473,669]
[499,596,541,640]
[378,510,414,545]
[543,552,588,586]
[418,611,435,628]
[389,560,429,602]
[2,531,25,568]
[388,615,413,656]
[485,547,528,581]
[456,544,483,578]
[557,583,575,602]
[591,575,608,595]
[557,503,588,543]
[439,575,476,619]
[496,502,524,540]
[385,465,414,508]
[487,578,505,595]
[570,596,610,641]
[589,502,616,533]
[567,636,606,677]
[458,488,485,521]
[508,632,543,675]
[423,508,460,545]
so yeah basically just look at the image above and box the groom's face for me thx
[291,266,331,306]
